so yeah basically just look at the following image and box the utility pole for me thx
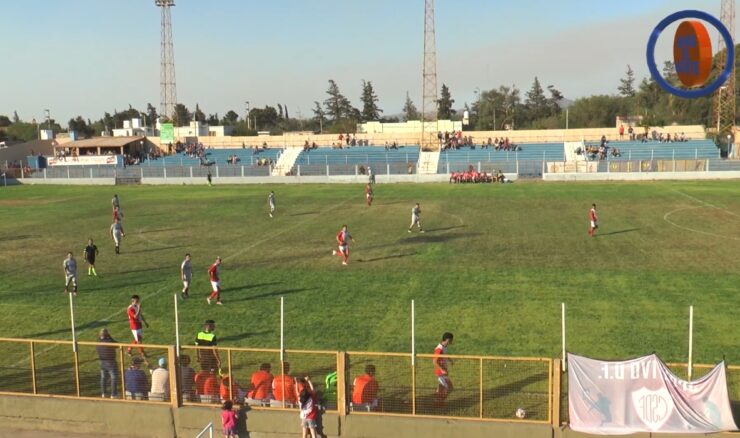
[713,0,736,157]
[245,101,250,131]
[156,0,177,120]
[421,0,438,150]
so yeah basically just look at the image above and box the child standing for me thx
[221,400,238,438]
[296,377,319,438]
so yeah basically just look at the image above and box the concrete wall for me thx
[15,177,116,185]
[543,171,740,182]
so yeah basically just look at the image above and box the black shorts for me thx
[85,257,95,264]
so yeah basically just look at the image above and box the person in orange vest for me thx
[352,364,380,411]
[247,363,274,404]
[219,374,243,402]
[271,362,297,406]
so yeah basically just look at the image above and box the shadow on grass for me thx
[219,329,272,343]
[227,288,313,303]
[0,235,37,242]
[24,318,124,338]
[358,252,417,263]
[399,231,481,244]
[595,228,640,237]
[221,282,282,294]
[128,245,184,254]
[138,227,186,234]
[116,266,171,275]
[423,225,467,233]
[290,211,319,216]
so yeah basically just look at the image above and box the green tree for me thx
[312,101,326,133]
[618,65,636,97]
[473,85,520,130]
[193,104,206,123]
[172,103,191,127]
[524,76,548,123]
[360,80,382,121]
[0,115,11,127]
[206,113,219,125]
[222,110,239,125]
[402,92,420,121]
[68,116,93,138]
[146,103,158,126]
[324,79,354,122]
[12,111,20,124]
[5,122,39,142]
[437,84,455,119]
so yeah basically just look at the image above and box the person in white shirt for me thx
[150,357,170,397]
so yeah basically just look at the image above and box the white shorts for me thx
[113,234,122,244]
[591,221,598,228]
[65,275,77,287]
[182,279,190,288]
[437,376,451,388]
[338,245,348,254]
[210,281,220,291]
[131,329,143,342]
[269,202,275,210]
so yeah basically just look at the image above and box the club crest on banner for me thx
[631,386,674,431]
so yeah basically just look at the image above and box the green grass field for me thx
[0,181,738,364]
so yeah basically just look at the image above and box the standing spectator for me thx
[365,184,373,207]
[111,194,120,210]
[247,363,274,404]
[196,320,221,371]
[408,203,424,233]
[588,203,598,237]
[367,166,375,184]
[126,295,149,357]
[96,328,119,399]
[207,171,212,187]
[272,362,297,406]
[124,357,148,399]
[63,252,78,296]
[619,124,624,140]
[82,238,99,277]
[434,332,454,408]
[221,400,238,438]
[268,191,276,218]
[332,224,355,266]
[110,218,125,255]
[628,126,635,140]
[352,364,379,411]
[296,377,319,438]
[150,357,170,397]
[207,257,223,305]
[180,253,192,299]
[180,354,196,400]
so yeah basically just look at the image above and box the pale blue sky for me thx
[0,0,731,123]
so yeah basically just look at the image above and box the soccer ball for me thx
[515,407,527,419]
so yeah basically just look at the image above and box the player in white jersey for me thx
[408,203,424,233]
[181,253,192,299]
[63,252,78,296]
[110,218,125,254]
[268,191,276,218]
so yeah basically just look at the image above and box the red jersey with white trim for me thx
[337,230,351,246]
[127,305,142,330]
[589,207,597,222]
[434,343,448,377]
[208,263,220,282]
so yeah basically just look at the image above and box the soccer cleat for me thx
[332,250,337,256]
[407,229,411,233]
[342,261,348,266]
[207,297,212,305]
[216,301,223,305]
[420,230,425,233]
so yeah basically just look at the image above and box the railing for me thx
[194,422,213,438]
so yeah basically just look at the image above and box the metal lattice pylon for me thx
[156,0,177,121]
[421,0,438,149]
[713,0,736,157]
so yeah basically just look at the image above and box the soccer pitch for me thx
[0,181,738,365]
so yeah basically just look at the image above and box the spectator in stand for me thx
[246,363,274,405]
[352,364,380,411]
[628,126,635,140]
[195,368,220,401]
[150,357,170,397]
[96,328,119,399]
[180,354,196,400]
[619,124,624,140]
[124,357,149,399]
[272,362,297,407]
[220,374,244,402]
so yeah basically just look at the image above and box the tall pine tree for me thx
[360,80,382,121]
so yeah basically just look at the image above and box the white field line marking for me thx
[663,205,740,241]
[670,189,740,218]
[20,196,353,362]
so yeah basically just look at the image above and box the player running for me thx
[365,184,374,207]
[83,238,99,276]
[332,224,355,266]
[268,191,276,218]
[433,332,454,408]
[588,203,598,237]
[110,218,125,254]
[63,252,78,296]
[111,194,120,210]
[127,294,149,358]
[181,253,192,299]
[112,206,124,223]
[207,257,223,305]
[408,203,424,233]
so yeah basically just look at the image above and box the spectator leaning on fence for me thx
[96,328,119,399]
[124,357,149,399]
[352,364,379,411]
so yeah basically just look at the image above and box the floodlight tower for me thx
[713,0,736,157]
[156,0,177,121]
[421,0,438,149]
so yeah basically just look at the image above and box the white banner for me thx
[47,155,120,166]
[568,353,737,435]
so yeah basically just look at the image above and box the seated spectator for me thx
[247,363,274,404]
[272,362,297,406]
[611,147,622,157]
[195,368,220,400]
[150,357,170,398]
[220,374,244,402]
[180,355,196,400]
[124,357,148,398]
[352,364,380,411]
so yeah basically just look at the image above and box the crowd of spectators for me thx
[439,131,521,152]
[449,166,510,183]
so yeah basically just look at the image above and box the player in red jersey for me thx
[127,295,149,357]
[588,203,598,237]
[365,184,374,207]
[332,225,355,266]
[207,257,223,305]
[433,332,454,407]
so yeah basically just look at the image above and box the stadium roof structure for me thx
[54,136,145,150]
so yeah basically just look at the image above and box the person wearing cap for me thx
[124,357,148,399]
[96,328,119,399]
[150,357,170,396]
[196,320,221,371]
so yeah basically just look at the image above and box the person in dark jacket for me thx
[96,328,119,398]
